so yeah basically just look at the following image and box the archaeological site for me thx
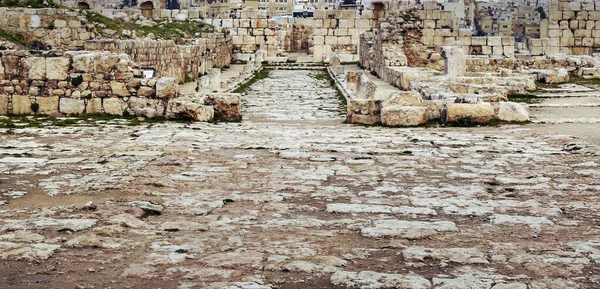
[0,0,600,287]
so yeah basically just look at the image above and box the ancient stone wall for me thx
[0,51,177,117]
[0,50,240,121]
[83,35,232,83]
[359,1,516,84]
[533,0,600,55]
[207,8,378,62]
[0,8,96,50]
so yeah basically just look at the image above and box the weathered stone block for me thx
[127,97,165,118]
[446,103,496,123]
[46,58,70,80]
[36,96,59,115]
[166,97,214,121]
[103,98,127,115]
[0,94,8,114]
[85,98,102,114]
[155,78,178,98]
[497,102,529,122]
[12,95,33,114]
[59,98,85,115]
[441,46,466,77]
[110,81,130,97]
[381,106,429,127]
[22,57,46,80]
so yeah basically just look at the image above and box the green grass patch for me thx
[568,76,600,86]
[0,28,27,47]
[534,81,561,89]
[232,68,270,93]
[507,93,543,104]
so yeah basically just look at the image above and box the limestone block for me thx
[59,98,85,115]
[68,20,81,28]
[548,29,561,38]
[583,37,594,47]
[22,57,46,80]
[424,0,437,10]
[221,19,233,28]
[457,37,471,46]
[560,1,580,11]
[137,87,155,97]
[314,36,325,45]
[46,58,70,80]
[85,98,102,114]
[12,95,33,114]
[338,36,352,45]
[155,78,178,98]
[127,97,165,118]
[530,46,544,56]
[501,37,514,46]
[487,37,502,46]
[446,103,495,124]
[103,98,127,115]
[442,37,456,46]
[382,91,424,107]
[503,46,514,58]
[458,29,472,37]
[492,46,504,56]
[441,46,466,77]
[574,29,591,38]
[110,81,130,97]
[339,19,354,28]
[166,97,214,121]
[28,14,41,28]
[423,29,435,38]
[204,94,241,122]
[54,19,67,28]
[471,37,487,46]
[541,68,569,84]
[582,2,595,11]
[381,106,428,127]
[587,20,595,30]
[0,94,8,114]
[497,102,529,122]
[36,96,59,115]
[71,53,94,72]
[569,20,579,30]
[326,36,338,45]
[546,46,560,56]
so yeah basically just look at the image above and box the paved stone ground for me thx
[0,70,599,289]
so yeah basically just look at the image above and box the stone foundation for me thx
[83,36,232,84]
[0,51,240,121]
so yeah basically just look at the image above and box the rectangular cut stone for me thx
[487,37,502,46]
[36,96,59,115]
[46,58,70,80]
[22,57,46,80]
[12,95,33,114]
[59,98,85,115]
[0,94,8,114]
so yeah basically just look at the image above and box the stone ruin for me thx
[0,0,599,126]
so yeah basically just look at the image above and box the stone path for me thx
[0,70,599,288]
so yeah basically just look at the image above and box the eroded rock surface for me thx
[0,70,599,288]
